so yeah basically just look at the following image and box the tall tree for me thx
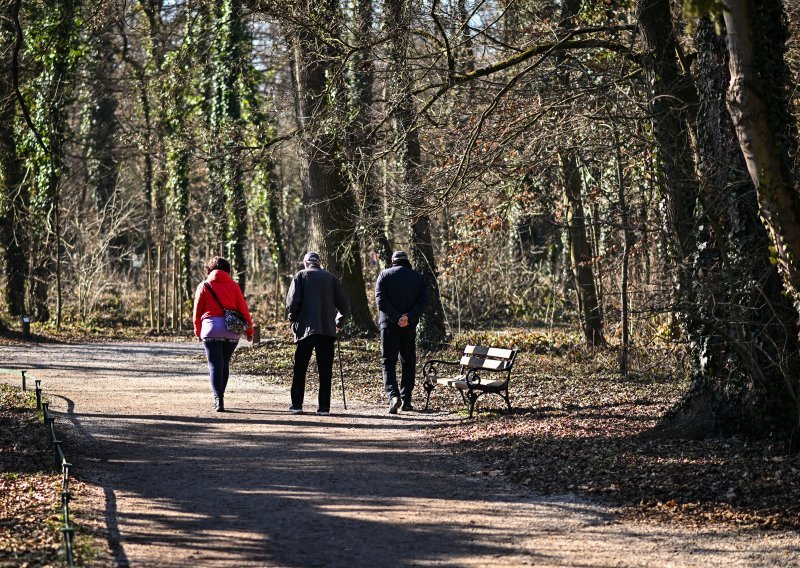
[209,0,249,290]
[384,0,447,349]
[557,0,604,347]
[130,0,171,330]
[0,0,28,316]
[242,65,290,287]
[720,0,800,301]
[561,152,604,346]
[22,0,80,325]
[83,15,120,216]
[348,0,392,268]
[636,0,700,319]
[290,0,376,333]
[660,6,800,438]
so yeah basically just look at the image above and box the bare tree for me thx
[290,0,376,333]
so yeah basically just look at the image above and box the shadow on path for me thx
[57,405,565,567]
[7,341,792,568]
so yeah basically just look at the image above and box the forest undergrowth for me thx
[238,326,800,532]
[0,383,110,567]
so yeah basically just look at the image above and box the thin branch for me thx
[430,0,455,81]
[11,0,49,155]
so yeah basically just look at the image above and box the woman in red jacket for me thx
[193,256,254,412]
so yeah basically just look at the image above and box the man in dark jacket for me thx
[375,250,428,413]
[286,252,350,415]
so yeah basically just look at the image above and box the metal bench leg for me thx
[423,382,434,411]
[502,390,512,413]
[467,390,479,418]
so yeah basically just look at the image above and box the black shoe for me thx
[317,409,330,416]
[401,403,415,412]
[289,406,304,414]
[215,397,225,412]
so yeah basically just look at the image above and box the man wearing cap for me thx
[375,250,428,413]
[286,252,351,415]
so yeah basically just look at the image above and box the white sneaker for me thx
[289,406,304,414]
[388,397,402,414]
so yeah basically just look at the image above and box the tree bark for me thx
[384,0,447,350]
[292,0,377,334]
[660,16,800,439]
[264,154,290,282]
[25,0,78,324]
[349,0,392,268]
[723,0,800,300]
[0,0,28,316]
[612,127,632,374]
[209,0,249,291]
[561,152,604,347]
[85,25,120,214]
[636,0,700,312]
[556,0,604,347]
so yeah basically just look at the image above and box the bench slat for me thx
[459,355,511,370]
[464,345,515,360]
[430,376,467,387]
[454,379,505,390]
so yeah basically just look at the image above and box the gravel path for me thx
[2,341,800,567]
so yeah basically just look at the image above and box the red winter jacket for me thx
[193,269,254,338]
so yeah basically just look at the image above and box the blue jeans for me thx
[380,325,416,404]
[291,335,335,411]
[203,340,237,399]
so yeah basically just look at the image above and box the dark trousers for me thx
[204,340,238,399]
[380,325,416,404]
[291,335,335,411]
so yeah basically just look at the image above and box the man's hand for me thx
[398,314,409,328]
[246,335,253,342]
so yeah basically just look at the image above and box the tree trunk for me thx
[554,1,604,347]
[612,127,632,374]
[384,0,447,349]
[722,0,800,301]
[208,0,249,291]
[24,0,78,324]
[0,1,28,316]
[349,0,392,268]
[85,25,120,216]
[131,0,169,330]
[292,0,377,334]
[264,154,289,282]
[561,152,604,347]
[636,0,700,316]
[662,16,800,439]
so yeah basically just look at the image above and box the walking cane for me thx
[337,338,347,410]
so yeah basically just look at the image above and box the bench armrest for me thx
[422,359,461,378]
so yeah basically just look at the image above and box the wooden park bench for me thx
[421,345,518,418]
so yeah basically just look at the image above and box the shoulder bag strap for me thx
[203,281,227,311]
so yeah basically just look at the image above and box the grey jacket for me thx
[286,266,350,342]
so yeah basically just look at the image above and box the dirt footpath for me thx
[2,341,799,567]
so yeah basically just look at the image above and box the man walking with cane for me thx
[286,252,350,415]
[375,251,428,413]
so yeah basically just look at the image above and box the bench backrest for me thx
[460,345,517,371]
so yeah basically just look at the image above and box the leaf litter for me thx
[0,384,112,567]
[238,326,800,532]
